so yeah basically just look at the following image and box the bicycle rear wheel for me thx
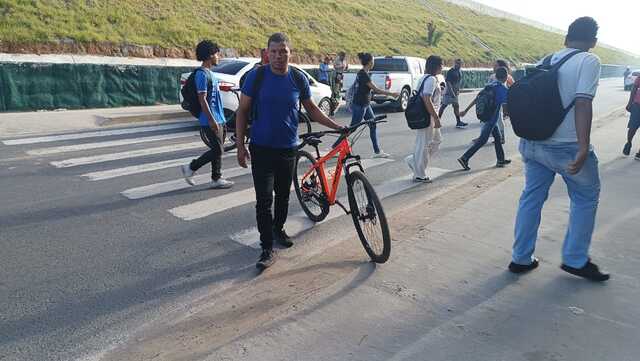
[294,150,330,222]
[346,170,391,263]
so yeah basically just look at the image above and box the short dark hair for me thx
[566,17,598,42]
[195,40,219,62]
[495,59,510,68]
[267,32,291,48]
[495,67,509,81]
[426,55,443,74]
[358,52,373,66]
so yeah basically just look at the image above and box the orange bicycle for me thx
[294,115,391,263]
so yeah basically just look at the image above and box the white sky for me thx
[473,0,640,56]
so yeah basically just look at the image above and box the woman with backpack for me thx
[347,52,399,158]
[404,55,444,183]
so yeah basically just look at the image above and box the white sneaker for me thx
[210,178,234,189]
[181,164,195,186]
[372,151,391,159]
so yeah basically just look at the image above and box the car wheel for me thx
[397,88,410,112]
[318,98,332,116]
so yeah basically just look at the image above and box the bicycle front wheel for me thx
[347,171,391,263]
[294,150,330,222]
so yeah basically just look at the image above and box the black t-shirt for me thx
[354,70,373,106]
[446,67,462,85]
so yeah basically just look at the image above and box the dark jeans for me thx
[461,120,505,162]
[190,126,224,180]
[249,144,297,250]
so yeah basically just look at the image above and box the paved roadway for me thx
[0,79,631,361]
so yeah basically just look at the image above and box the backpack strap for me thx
[249,65,267,121]
[289,67,307,112]
[551,49,584,72]
[417,75,433,97]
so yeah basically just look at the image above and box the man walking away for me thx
[510,17,609,281]
[181,40,234,189]
[235,33,344,270]
[457,67,511,171]
[439,58,467,129]
[405,55,444,183]
[623,72,640,158]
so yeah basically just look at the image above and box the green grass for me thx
[1,0,638,66]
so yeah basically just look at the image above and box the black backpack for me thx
[181,68,212,118]
[475,84,498,122]
[405,75,432,130]
[507,50,583,140]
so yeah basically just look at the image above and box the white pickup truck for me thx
[342,56,427,111]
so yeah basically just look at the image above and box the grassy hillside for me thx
[0,0,638,66]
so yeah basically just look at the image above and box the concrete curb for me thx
[95,110,192,126]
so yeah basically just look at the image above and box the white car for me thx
[180,58,334,119]
[625,69,639,91]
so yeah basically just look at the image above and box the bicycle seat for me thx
[305,136,322,146]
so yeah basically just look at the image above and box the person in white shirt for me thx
[510,17,609,281]
[405,55,444,183]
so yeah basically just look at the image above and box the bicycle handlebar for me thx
[299,114,387,140]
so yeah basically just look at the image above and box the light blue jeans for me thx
[512,139,600,268]
[350,104,380,154]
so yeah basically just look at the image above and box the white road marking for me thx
[50,142,206,168]
[230,167,451,248]
[83,152,236,181]
[168,158,395,221]
[3,122,196,145]
[27,132,197,155]
[122,164,250,199]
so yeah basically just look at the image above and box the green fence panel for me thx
[0,62,193,112]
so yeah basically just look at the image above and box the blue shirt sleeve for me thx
[241,69,257,98]
[299,74,311,101]
[495,84,508,104]
[195,70,208,93]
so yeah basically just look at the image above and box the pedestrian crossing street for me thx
[2,122,454,248]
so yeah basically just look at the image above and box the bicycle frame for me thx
[300,137,363,206]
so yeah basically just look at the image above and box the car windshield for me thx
[632,71,640,76]
[372,58,408,72]
[212,60,250,75]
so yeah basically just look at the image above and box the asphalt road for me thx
[0,78,631,361]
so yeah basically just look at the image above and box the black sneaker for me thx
[508,258,539,274]
[273,229,293,248]
[455,122,468,129]
[496,159,512,168]
[457,157,470,171]
[256,249,276,270]
[561,260,609,282]
[623,142,632,156]
[635,152,640,161]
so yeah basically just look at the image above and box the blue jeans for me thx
[350,104,380,154]
[461,120,504,162]
[512,140,600,268]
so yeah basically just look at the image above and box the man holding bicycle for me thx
[236,33,343,270]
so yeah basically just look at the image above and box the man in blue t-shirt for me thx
[457,67,511,171]
[236,32,343,270]
[181,40,233,189]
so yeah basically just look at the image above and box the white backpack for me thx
[344,80,358,112]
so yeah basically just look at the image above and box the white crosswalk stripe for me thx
[82,152,236,181]
[122,164,250,199]
[27,131,198,155]
[168,158,395,221]
[3,122,196,145]
[230,167,452,248]
[50,142,206,168]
